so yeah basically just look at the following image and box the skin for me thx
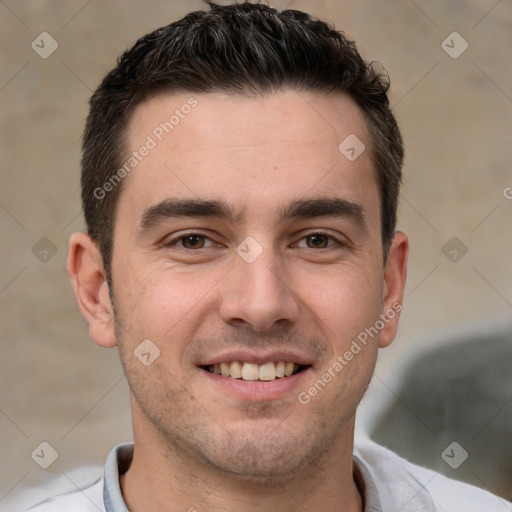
[68,89,408,512]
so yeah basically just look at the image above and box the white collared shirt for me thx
[23,440,511,511]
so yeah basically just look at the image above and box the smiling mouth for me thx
[202,361,309,381]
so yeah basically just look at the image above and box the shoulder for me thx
[24,472,105,512]
[354,439,512,511]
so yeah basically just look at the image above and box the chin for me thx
[193,424,328,486]
[208,452,315,486]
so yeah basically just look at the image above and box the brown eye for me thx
[181,234,206,249]
[161,232,218,251]
[305,233,330,248]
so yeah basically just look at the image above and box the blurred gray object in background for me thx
[371,327,512,500]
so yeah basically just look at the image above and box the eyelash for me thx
[162,231,344,250]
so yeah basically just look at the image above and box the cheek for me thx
[112,258,218,348]
[299,261,383,346]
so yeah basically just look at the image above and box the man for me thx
[28,2,511,511]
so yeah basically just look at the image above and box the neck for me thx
[121,421,363,512]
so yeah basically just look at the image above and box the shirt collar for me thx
[103,443,382,511]
[103,443,132,512]
[353,454,383,512]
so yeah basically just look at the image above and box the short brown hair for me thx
[81,1,403,278]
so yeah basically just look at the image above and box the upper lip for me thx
[197,350,314,367]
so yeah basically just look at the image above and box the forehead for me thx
[118,89,379,230]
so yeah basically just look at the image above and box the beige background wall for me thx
[1,0,511,509]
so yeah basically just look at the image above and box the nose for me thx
[218,244,301,332]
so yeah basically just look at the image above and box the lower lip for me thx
[200,367,311,401]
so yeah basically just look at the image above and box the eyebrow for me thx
[139,196,367,232]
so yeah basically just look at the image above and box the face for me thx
[94,90,406,482]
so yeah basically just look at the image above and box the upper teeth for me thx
[208,361,298,381]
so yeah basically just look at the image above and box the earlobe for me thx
[67,232,117,348]
[379,231,409,348]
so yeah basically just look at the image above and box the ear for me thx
[378,231,408,348]
[67,232,117,348]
